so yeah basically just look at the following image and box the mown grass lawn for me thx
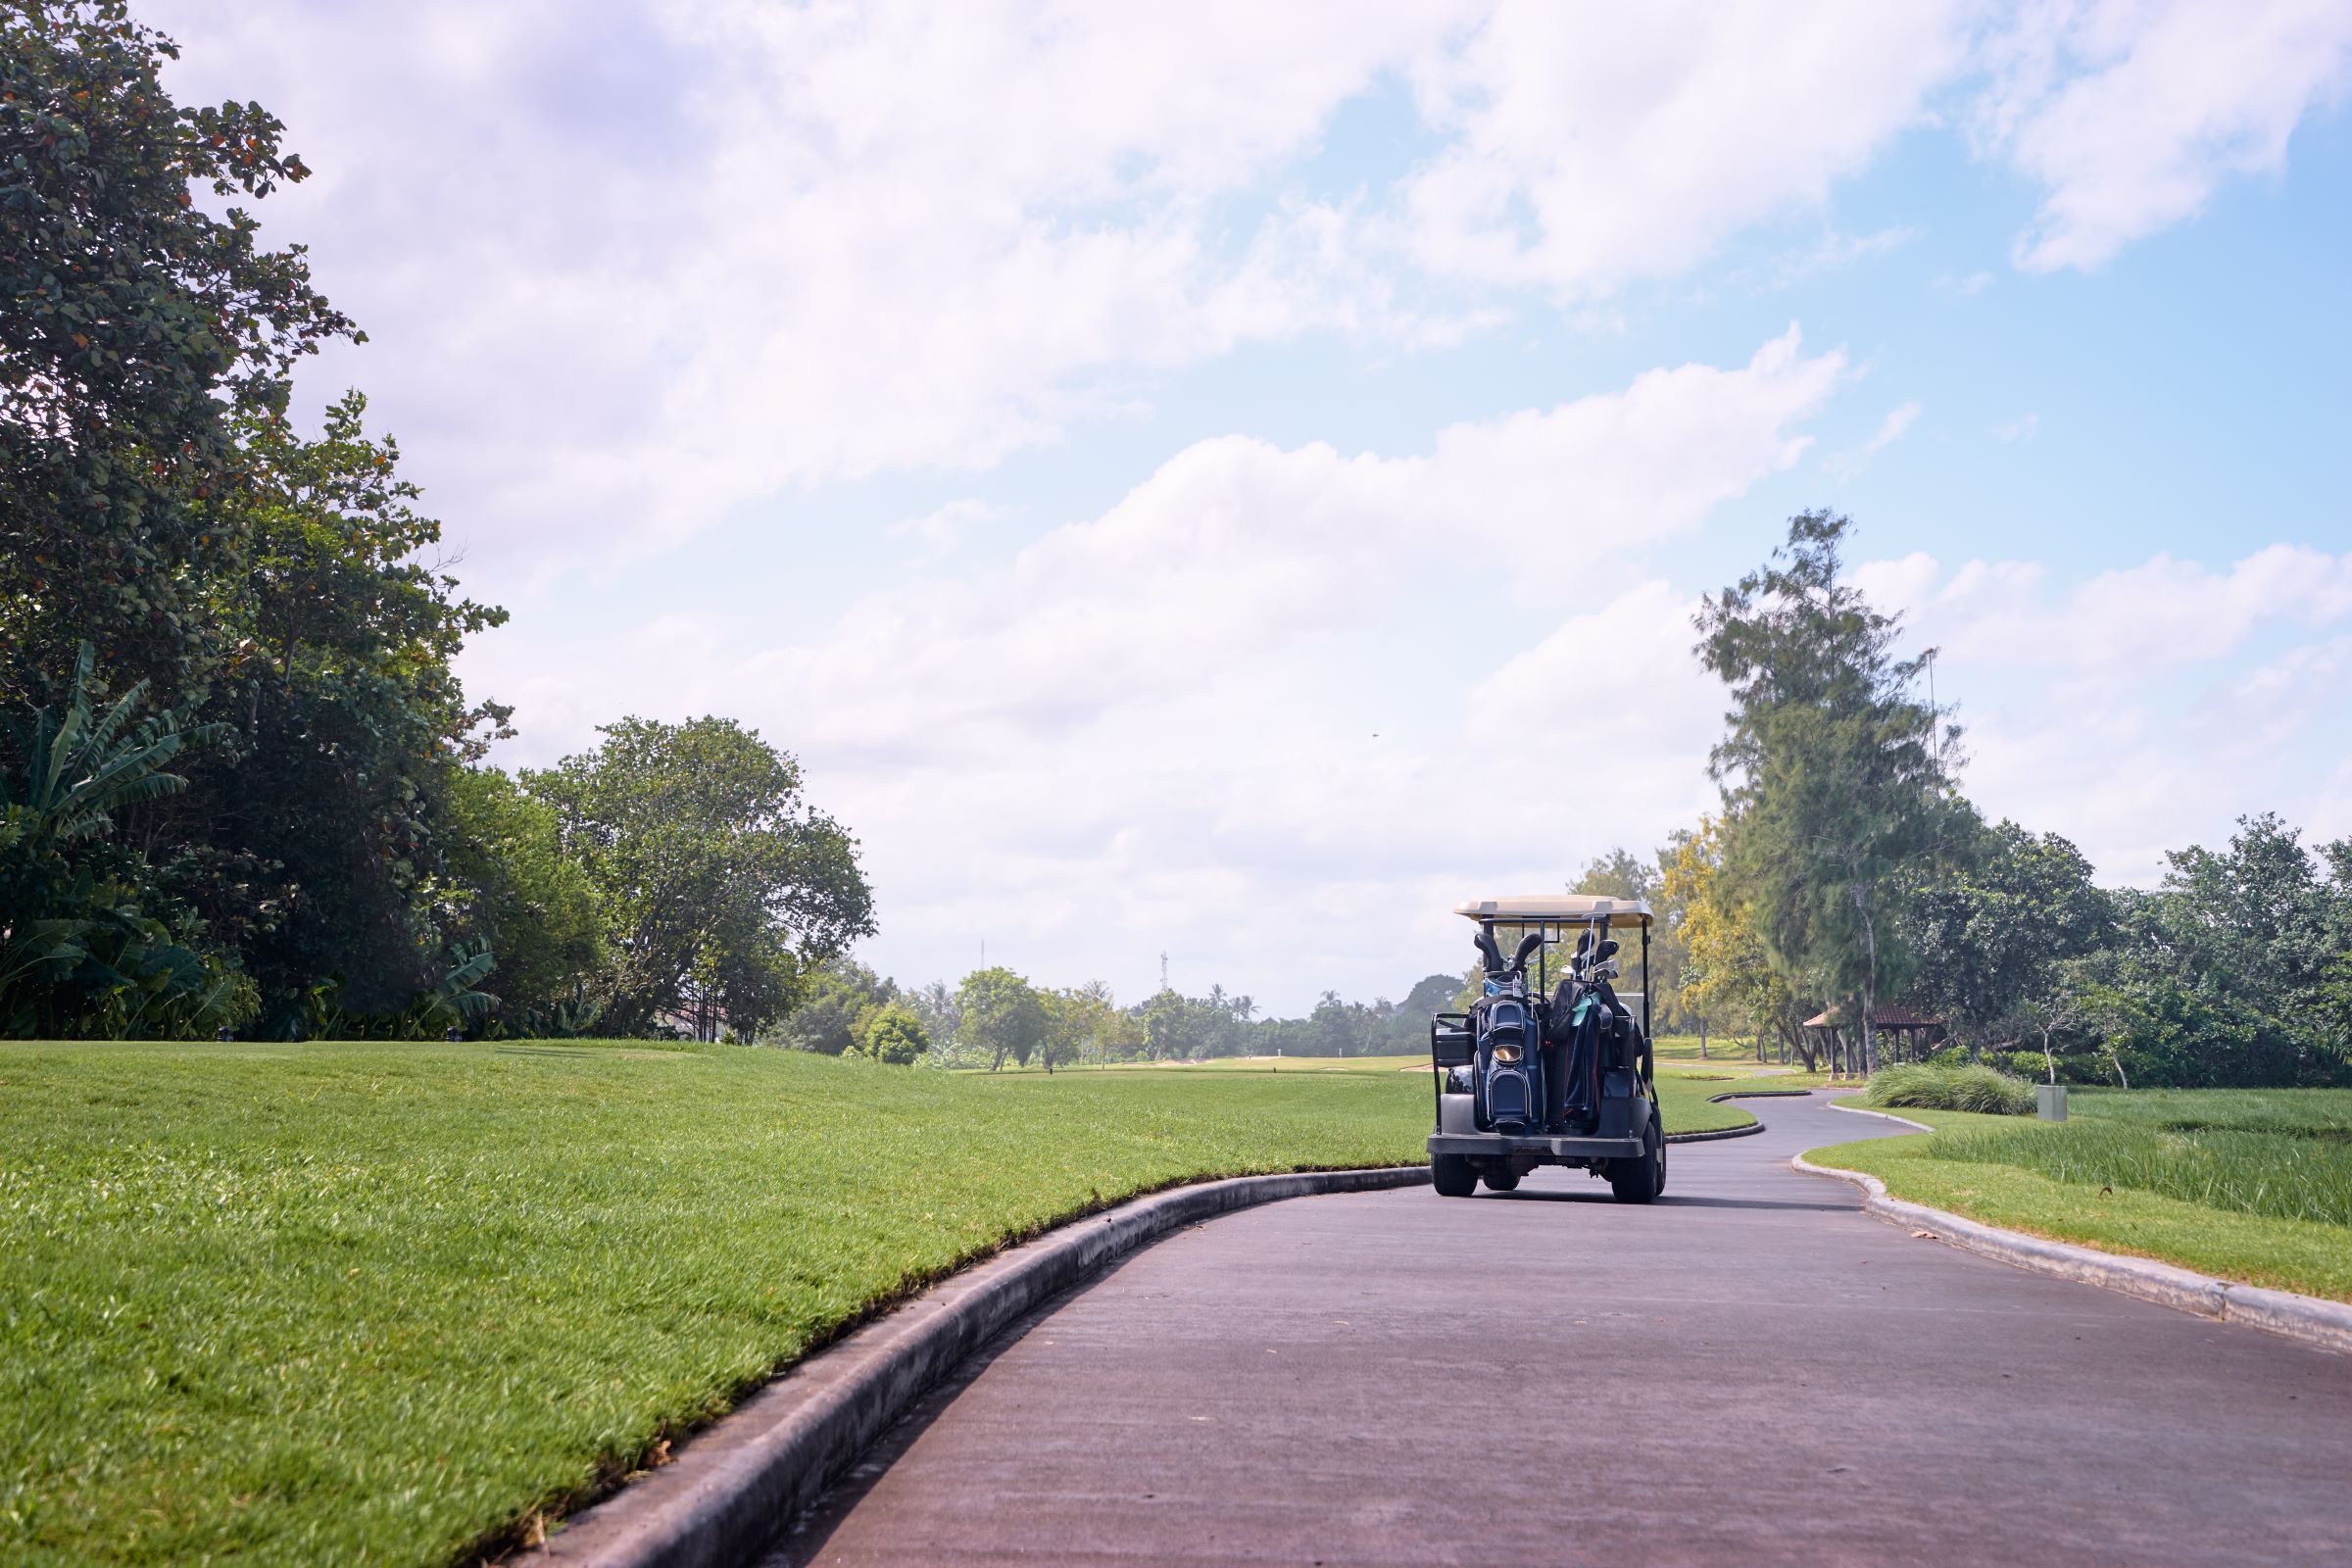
[1807,1088,2352,1303]
[1037,1053,1761,1134]
[0,1041,1436,1567]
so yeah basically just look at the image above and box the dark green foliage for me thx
[1898,811,2116,1056]
[1,2,357,711]
[0,643,252,1037]
[1400,972,1461,1016]
[2,10,534,1034]
[2062,815,2352,1088]
[438,767,603,1030]
[527,717,874,1041]
[160,398,510,1021]
[857,1002,929,1065]
[958,965,1048,1069]
[772,958,895,1054]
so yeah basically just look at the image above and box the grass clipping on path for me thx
[0,1042,1430,1568]
[1812,1088,2352,1304]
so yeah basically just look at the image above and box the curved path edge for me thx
[1663,1087,1804,1144]
[531,1164,1428,1568]
[1790,1143,2352,1357]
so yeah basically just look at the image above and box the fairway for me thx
[1040,1053,1762,1135]
[0,1041,1437,1567]
[1809,1089,2352,1303]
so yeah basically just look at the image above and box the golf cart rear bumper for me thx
[1427,1133,1642,1160]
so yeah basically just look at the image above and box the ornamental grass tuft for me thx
[1864,1060,2036,1116]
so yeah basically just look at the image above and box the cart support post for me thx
[1642,923,1651,1042]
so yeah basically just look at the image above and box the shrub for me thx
[1865,1061,2034,1115]
[857,1003,929,1066]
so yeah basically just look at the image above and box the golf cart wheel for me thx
[1481,1167,1520,1193]
[1432,1152,1478,1198]
[1609,1118,1666,1204]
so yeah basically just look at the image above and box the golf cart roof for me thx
[1453,895,1653,928]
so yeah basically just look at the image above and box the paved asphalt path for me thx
[771,1091,2352,1567]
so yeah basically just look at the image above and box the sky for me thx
[144,0,2352,1014]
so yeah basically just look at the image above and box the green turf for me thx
[1028,1054,1760,1134]
[1806,1088,2352,1303]
[0,1041,1436,1567]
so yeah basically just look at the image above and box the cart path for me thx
[768,1091,2352,1567]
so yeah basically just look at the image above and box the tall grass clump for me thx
[1928,1119,2352,1229]
[1865,1060,2035,1115]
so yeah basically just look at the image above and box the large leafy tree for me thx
[436,767,604,1032]
[2,2,357,711]
[527,717,874,1039]
[2071,815,2351,1088]
[157,398,510,1017]
[957,965,1046,1071]
[1695,511,1959,1072]
[1897,811,2115,1056]
[771,957,895,1055]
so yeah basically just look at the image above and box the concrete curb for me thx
[1824,1099,1932,1132]
[530,1164,1428,1568]
[1666,1122,1764,1144]
[1790,1152,2352,1356]
[1657,1087,1810,1145]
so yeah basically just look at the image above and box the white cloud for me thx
[1933,270,1998,297]
[1399,1,1970,297]
[1826,400,1924,479]
[1977,0,2352,271]
[1854,545,2352,882]
[887,500,1020,563]
[1991,413,2040,441]
[135,0,2352,579]
[144,0,1480,565]
[697,331,1838,1004]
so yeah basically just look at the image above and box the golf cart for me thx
[1427,895,1666,1202]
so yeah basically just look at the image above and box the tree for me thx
[1043,980,1123,1068]
[161,397,510,1020]
[773,958,895,1054]
[1661,815,1809,1064]
[2,3,357,714]
[527,716,873,1039]
[438,767,603,1032]
[905,978,962,1051]
[1139,985,1200,1060]
[1,642,251,1037]
[957,965,1047,1070]
[2063,816,2352,1088]
[1695,512,1957,1074]
[1572,846,1688,1031]
[857,1002,929,1066]
[1898,812,2114,1058]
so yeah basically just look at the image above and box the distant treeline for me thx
[769,512,2352,1092]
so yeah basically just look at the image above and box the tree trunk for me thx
[1698,1017,1708,1060]
[1854,884,1881,1077]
